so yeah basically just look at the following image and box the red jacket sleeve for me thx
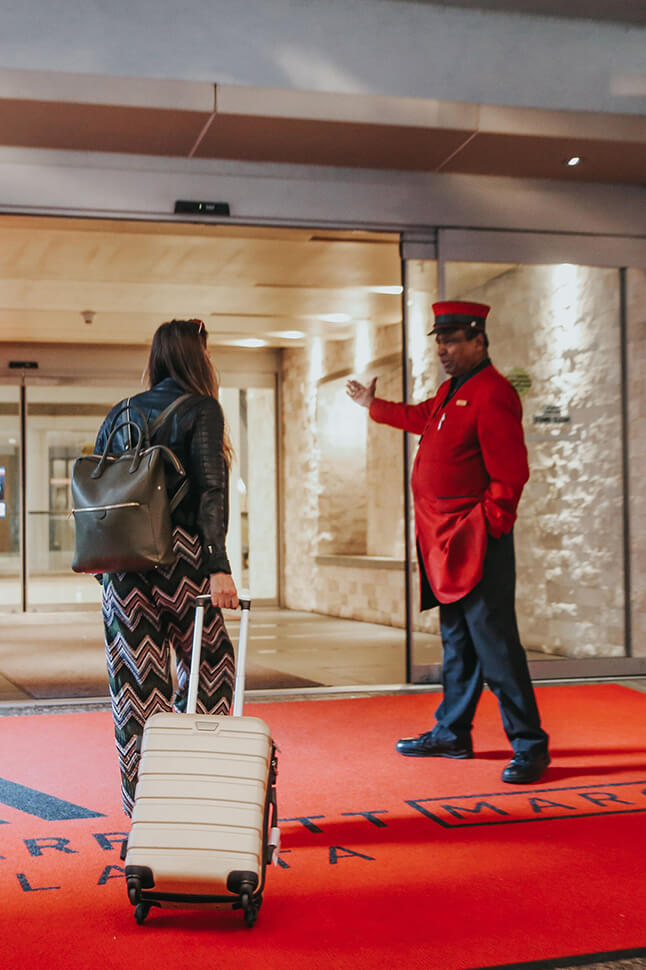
[477,384,529,537]
[369,396,435,434]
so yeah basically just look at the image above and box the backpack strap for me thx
[149,393,193,438]
[149,393,194,512]
[169,477,190,512]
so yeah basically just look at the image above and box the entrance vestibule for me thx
[0,215,644,702]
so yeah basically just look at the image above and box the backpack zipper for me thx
[71,501,141,515]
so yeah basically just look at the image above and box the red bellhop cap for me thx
[429,300,491,335]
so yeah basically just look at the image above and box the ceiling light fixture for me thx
[369,285,403,295]
[271,330,305,339]
[317,313,352,324]
[233,338,267,348]
[566,156,582,167]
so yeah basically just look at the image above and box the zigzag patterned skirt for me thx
[101,526,235,816]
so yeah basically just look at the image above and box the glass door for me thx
[0,383,21,612]
[402,230,646,682]
[400,254,442,682]
[220,380,278,601]
[19,377,280,612]
[441,259,626,675]
[25,382,134,610]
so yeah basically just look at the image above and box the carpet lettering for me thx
[98,865,126,884]
[5,782,646,896]
[341,810,388,827]
[25,836,78,856]
[16,872,61,892]
[407,780,646,827]
[279,815,325,832]
[328,846,375,864]
[6,830,377,893]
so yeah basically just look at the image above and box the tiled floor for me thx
[0,606,412,704]
[0,604,563,707]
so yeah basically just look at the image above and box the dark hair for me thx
[465,328,489,349]
[145,318,233,465]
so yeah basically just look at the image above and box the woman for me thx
[95,318,238,815]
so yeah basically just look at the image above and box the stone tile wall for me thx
[282,264,631,659]
[627,268,646,657]
[450,263,624,658]
[281,325,408,624]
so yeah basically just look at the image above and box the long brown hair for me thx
[145,318,233,466]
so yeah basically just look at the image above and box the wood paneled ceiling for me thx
[1,71,646,185]
[0,216,405,347]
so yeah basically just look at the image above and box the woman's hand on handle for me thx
[346,377,377,409]
[210,572,239,611]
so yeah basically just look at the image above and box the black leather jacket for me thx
[94,377,231,575]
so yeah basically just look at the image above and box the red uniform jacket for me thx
[370,364,529,605]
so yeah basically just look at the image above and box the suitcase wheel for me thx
[241,892,261,928]
[134,902,151,925]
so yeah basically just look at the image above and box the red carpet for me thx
[1,684,646,970]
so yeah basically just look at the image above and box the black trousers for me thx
[431,531,548,758]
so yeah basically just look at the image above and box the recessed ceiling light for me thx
[566,156,583,167]
[271,330,305,339]
[369,285,403,295]
[232,338,267,348]
[317,313,352,324]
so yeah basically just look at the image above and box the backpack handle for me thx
[104,402,150,445]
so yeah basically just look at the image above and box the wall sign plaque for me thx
[506,367,532,398]
[533,405,571,425]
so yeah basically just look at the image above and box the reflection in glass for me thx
[213,384,278,601]
[0,386,21,612]
[26,384,133,610]
[626,267,646,661]
[443,261,624,661]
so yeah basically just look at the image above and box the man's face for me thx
[435,329,485,377]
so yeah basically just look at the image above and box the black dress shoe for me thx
[501,751,550,784]
[396,731,474,759]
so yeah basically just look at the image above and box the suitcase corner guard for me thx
[126,865,155,904]
[226,870,259,896]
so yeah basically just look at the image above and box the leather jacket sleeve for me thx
[190,397,232,575]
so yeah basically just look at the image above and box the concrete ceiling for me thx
[1,73,646,186]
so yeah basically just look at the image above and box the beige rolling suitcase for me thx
[124,595,279,927]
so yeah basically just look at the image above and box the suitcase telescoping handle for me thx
[186,594,251,717]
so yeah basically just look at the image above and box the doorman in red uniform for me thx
[347,301,549,784]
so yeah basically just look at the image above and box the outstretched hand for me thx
[346,376,377,408]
